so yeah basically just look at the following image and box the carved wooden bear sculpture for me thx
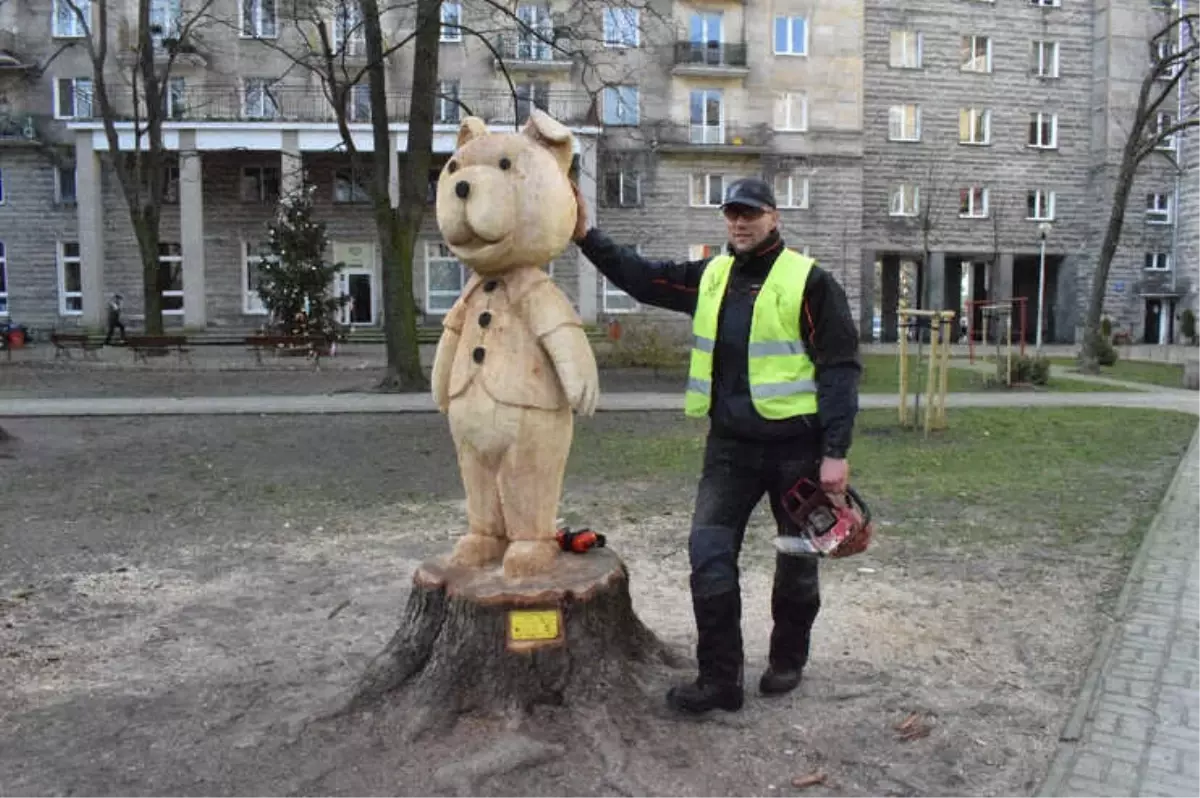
[431,110,600,580]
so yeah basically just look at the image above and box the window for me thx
[149,0,182,50]
[53,0,89,38]
[243,78,277,119]
[0,241,7,315]
[243,241,272,314]
[56,165,77,204]
[440,2,462,42]
[774,174,809,209]
[163,76,186,119]
[55,78,93,119]
[1026,190,1056,221]
[514,81,550,124]
[1145,252,1170,271]
[1155,113,1177,150]
[516,4,554,61]
[0,169,4,204]
[888,104,920,141]
[689,89,723,143]
[1033,40,1060,77]
[604,7,639,47]
[334,166,370,203]
[889,30,922,69]
[334,0,365,56]
[159,242,184,314]
[426,241,466,313]
[773,92,807,131]
[1028,112,1058,148]
[59,241,83,315]
[436,80,460,124]
[241,166,281,203]
[603,170,640,207]
[603,277,638,312]
[345,83,370,122]
[959,186,989,218]
[427,168,441,204]
[161,166,179,204]
[961,35,992,73]
[889,184,919,217]
[602,86,639,126]
[241,0,277,37]
[689,244,721,260]
[690,174,724,207]
[774,16,808,56]
[1030,0,1061,7]
[1146,193,1172,224]
[959,108,991,145]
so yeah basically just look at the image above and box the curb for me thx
[1035,428,1200,797]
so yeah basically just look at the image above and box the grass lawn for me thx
[862,353,1131,394]
[571,407,1197,554]
[1050,357,1189,389]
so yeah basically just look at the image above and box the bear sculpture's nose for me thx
[455,180,470,199]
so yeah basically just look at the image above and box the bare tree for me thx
[1080,11,1198,372]
[63,0,215,335]
[225,0,668,390]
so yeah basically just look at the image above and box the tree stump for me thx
[346,548,680,737]
[1184,357,1199,390]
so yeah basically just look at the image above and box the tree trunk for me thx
[133,210,165,335]
[1079,127,1143,374]
[362,0,435,392]
[345,548,679,740]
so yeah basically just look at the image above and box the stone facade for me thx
[0,0,1194,344]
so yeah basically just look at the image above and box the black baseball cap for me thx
[721,177,776,210]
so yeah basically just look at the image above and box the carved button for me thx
[472,346,486,364]
[478,311,493,328]
[484,280,499,292]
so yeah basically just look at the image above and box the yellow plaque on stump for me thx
[507,608,563,651]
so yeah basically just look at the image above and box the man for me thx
[571,177,861,714]
[104,293,126,345]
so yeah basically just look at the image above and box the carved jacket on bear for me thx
[442,265,582,411]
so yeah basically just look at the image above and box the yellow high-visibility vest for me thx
[685,249,818,419]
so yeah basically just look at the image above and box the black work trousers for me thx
[687,433,823,687]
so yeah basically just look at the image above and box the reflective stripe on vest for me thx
[685,249,818,420]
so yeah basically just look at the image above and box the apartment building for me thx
[0,0,1193,345]
[0,0,864,335]
[861,0,1197,345]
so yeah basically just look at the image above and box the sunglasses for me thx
[722,205,768,221]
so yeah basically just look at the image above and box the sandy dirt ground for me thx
[0,412,1177,797]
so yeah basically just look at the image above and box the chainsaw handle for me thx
[836,486,872,526]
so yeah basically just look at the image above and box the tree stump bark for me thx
[346,548,679,736]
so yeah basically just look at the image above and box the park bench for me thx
[126,334,191,364]
[50,332,103,361]
[244,334,331,367]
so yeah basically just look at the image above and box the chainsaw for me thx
[775,478,874,558]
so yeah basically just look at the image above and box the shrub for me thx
[602,324,690,371]
[1100,317,1113,339]
[1002,354,1052,386]
[1181,309,1197,346]
[1096,337,1119,367]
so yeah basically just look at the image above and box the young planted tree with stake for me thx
[1080,11,1198,372]
[62,0,215,335]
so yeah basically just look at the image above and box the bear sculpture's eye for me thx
[499,157,512,170]
[446,161,458,174]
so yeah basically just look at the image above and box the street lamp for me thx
[1036,221,1052,353]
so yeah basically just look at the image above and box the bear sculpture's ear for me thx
[521,108,575,174]
[456,117,489,149]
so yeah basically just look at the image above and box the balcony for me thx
[492,35,574,73]
[671,41,750,78]
[646,120,772,154]
[81,85,598,129]
[0,113,41,145]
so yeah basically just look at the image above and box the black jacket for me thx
[578,228,861,459]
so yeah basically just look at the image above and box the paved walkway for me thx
[2,382,1197,795]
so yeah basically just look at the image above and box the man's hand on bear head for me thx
[570,181,590,244]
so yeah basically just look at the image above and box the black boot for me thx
[762,553,820,696]
[667,591,745,714]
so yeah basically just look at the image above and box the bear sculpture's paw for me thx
[449,533,509,568]
[502,539,560,579]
